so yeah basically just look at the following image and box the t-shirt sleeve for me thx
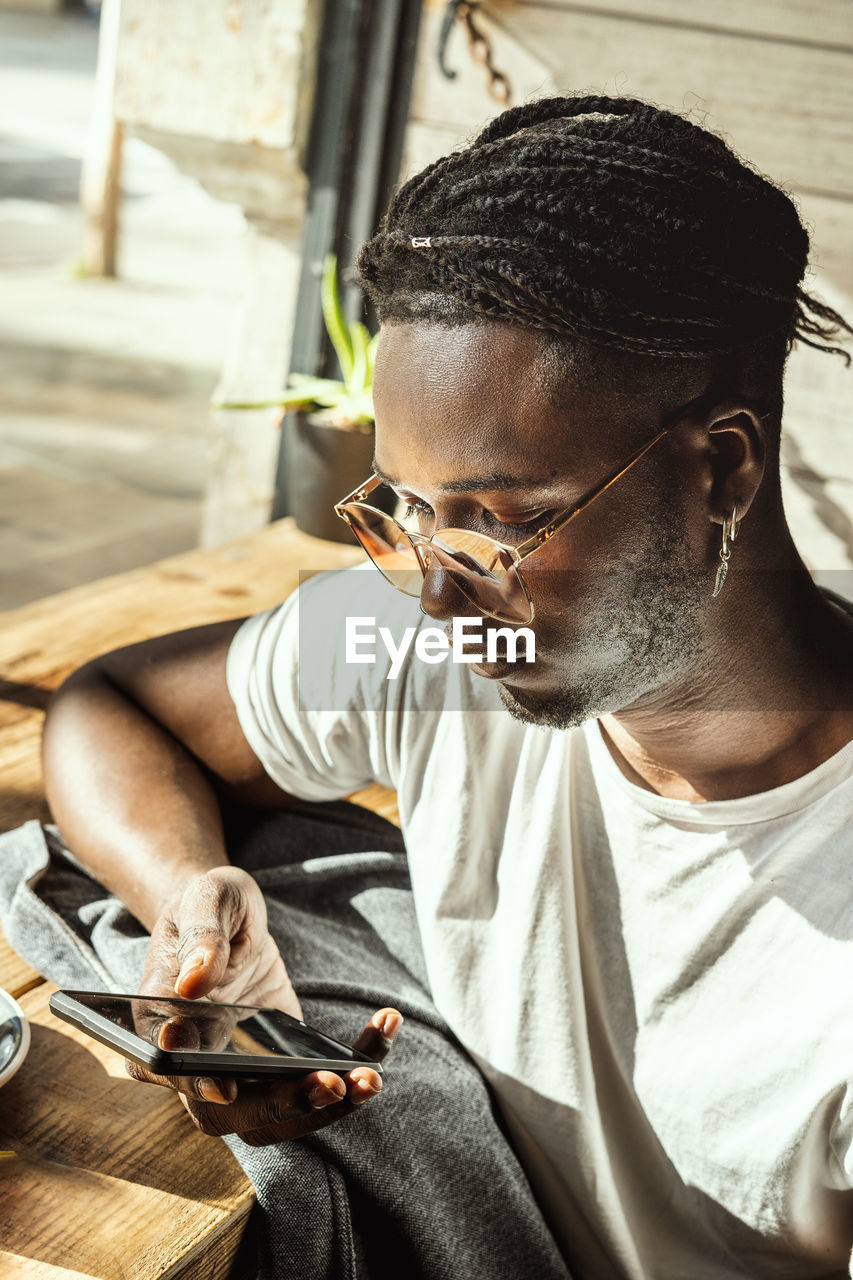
[225,573,398,801]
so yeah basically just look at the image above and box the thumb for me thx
[173,876,240,999]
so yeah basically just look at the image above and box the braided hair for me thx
[357,95,851,378]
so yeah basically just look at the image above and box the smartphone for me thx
[50,989,382,1079]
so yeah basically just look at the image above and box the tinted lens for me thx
[430,531,533,624]
[340,507,533,623]
[341,504,424,596]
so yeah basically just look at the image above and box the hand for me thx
[126,865,403,1140]
[140,865,301,1014]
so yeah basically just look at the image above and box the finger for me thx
[351,1008,404,1063]
[178,1070,348,1138]
[173,934,230,999]
[343,1065,384,1106]
[124,1058,238,1104]
[230,1070,384,1145]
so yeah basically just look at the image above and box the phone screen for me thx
[54,990,373,1073]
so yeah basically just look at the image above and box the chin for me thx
[496,678,598,731]
[495,650,664,730]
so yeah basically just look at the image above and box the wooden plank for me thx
[349,780,400,827]
[0,983,254,1280]
[0,518,399,834]
[411,1,853,198]
[1,1202,253,1280]
[166,1207,255,1280]
[510,0,853,50]
[0,518,362,673]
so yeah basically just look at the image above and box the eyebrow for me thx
[371,459,554,494]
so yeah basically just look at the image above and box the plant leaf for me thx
[288,373,341,389]
[310,392,375,427]
[285,375,346,398]
[212,389,338,412]
[211,373,351,412]
[321,254,354,384]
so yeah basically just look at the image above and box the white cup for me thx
[0,987,30,1088]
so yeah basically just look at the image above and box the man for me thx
[42,96,853,1277]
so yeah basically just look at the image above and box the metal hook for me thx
[437,1,512,104]
[438,0,464,80]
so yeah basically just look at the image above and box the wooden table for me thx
[0,519,398,1278]
[0,938,256,1280]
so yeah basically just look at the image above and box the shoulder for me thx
[227,565,465,719]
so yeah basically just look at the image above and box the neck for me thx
[600,561,853,802]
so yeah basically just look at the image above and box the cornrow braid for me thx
[357,94,853,366]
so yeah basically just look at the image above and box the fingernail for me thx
[308,1082,345,1110]
[176,951,205,984]
[198,1078,235,1104]
[352,1090,380,1106]
[380,1012,403,1039]
[351,1077,382,1106]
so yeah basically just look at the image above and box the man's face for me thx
[371,319,713,728]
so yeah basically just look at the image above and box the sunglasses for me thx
[334,397,705,624]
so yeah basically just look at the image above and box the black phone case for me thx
[49,990,381,1078]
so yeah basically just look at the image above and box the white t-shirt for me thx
[226,569,853,1280]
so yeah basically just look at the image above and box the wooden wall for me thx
[398,0,853,575]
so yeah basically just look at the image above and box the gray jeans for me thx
[0,802,572,1280]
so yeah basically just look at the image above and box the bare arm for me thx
[41,619,294,932]
[42,618,400,1135]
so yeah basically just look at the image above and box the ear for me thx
[704,399,770,526]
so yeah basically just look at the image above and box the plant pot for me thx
[284,410,395,543]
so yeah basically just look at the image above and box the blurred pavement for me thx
[0,8,248,608]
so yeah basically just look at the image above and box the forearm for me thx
[42,663,230,932]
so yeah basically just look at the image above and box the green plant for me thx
[213,255,378,428]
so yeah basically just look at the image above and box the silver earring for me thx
[712,502,740,598]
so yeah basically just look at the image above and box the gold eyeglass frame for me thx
[334,394,708,624]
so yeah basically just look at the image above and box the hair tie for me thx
[411,237,432,248]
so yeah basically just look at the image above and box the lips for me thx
[470,659,511,680]
[437,617,538,679]
[472,626,538,681]
[471,655,541,682]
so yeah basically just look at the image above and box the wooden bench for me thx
[0,519,399,1280]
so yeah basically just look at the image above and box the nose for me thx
[419,562,479,623]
